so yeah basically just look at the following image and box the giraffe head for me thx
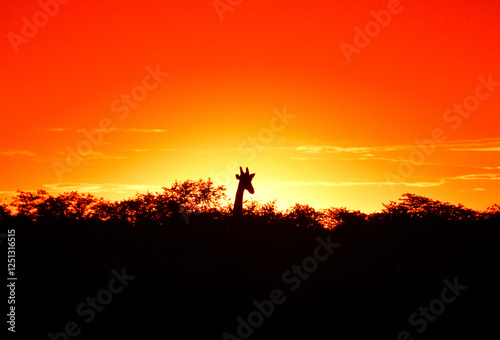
[236,166,255,194]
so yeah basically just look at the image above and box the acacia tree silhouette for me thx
[232,166,255,226]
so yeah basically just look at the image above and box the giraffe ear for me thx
[236,174,240,180]
[250,173,255,179]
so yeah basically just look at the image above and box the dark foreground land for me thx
[1,190,500,339]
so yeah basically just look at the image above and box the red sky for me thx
[1,0,499,212]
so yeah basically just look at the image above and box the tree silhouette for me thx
[285,203,323,230]
[381,193,479,221]
[164,178,227,214]
[0,202,10,223]
[319,207,367,230]
[9,190,102,222]
[485,204,500,218]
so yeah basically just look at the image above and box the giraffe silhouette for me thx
[232,166,255,227]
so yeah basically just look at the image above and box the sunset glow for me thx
[1,0,499,213]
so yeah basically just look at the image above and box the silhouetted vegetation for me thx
[4,181,498,228]
[2,179,499,339]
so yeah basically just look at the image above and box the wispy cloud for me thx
[49,128,166,133]
[52,151,125,161]
[0,190,18,195]
[290,157,326,161]
[445,138,500,152]
[295,145,373,154]
[290,156,402,162]
[292,138,500,156]
[87,152,126,160]
[450,173,500,181]
[0,150,36,157]
[444,137,500,146]
[116,128,166,133]
[161,148,237,154]
[257,180,445,188]
[43,183,164,194]
[450,147,500,152]
[292,143,417,155]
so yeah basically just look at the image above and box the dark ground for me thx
[2,214,500,340]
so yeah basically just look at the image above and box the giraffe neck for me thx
[233,183,245,218]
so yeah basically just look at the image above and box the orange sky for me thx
[1,0,499,213]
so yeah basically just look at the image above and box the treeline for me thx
[4,179,500,339]
[1,179,499,229]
